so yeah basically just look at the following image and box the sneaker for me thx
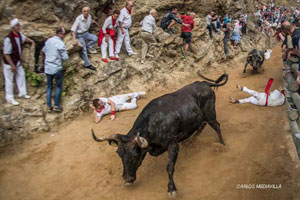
[128,52,137,56]
[47,107,53,113]
[53,106,63,113]
[88,47,97,54]
[115,54,120,58]
[8,99,19,106]
[85,65,96,71]
[18,94,31,99]
[102,58,109,63]
[110,57,119,61]
[141,60,145,64]
[164,29,173,34]
[146,53,154,58]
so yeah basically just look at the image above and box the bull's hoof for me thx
[168,191,177,198]
[123,182,133,186]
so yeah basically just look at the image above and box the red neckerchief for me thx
[264,78,274,106]
[12,31,19,37]
[96,106,105,113]
[112,15,116,26]
[126,7,132,15]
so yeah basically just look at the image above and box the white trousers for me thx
[3,63,27,102]
[110,92,144,111]
[239,87,266,106]
[101,35,115,59]
[115,28,133,54]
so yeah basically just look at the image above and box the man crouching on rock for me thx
[89,92,146,123]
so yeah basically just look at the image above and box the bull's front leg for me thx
[167,143,179,198]
[243,62,249,74]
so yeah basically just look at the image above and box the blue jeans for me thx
[76,32,98,67]
[46,70,63,108]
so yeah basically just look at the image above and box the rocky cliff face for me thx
[0,0,273,147]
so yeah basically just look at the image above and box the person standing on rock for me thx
[206,11,219,39]
[42,27,69,113]
[89,92,146,123]
[3,18,35,106]
[231,19,242,49]
[115,1,137,58]
[222,22,232,57]
[98,9,120,63]
[140,9,157,64]
[71,6,97,71]
[180,12,196,59]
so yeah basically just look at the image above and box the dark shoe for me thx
[85,65,96,71]
[53,106,63,113]
[47,107,53,113]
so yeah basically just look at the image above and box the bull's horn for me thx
[91,129,119,143]
[135,132,149,149]
[258,55,263,61]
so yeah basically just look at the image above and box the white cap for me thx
[10,18,19,28]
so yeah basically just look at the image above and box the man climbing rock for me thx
[90,92,146,123]
[140,9,157,64]
[160,8,184,34]
[180,12,196,59]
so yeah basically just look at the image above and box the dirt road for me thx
[1,45,300,200]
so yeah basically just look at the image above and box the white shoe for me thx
[136,92,146,99]
[115,54,120,58]
[141,60,145,64]
[147,53,154,58]
[128,52,137,56]
[8,99,20,106]
[88,47,97,54]
[19,94,31,99]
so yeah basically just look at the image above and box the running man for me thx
[90,92,146,123]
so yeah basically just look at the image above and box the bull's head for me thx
[91,129,148,185]
[249,54,263,71]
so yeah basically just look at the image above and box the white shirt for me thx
[140,15,156,33]
[102,16,117,33]
[42,36,69,75]
[205,15,212,25]
[233,22,241,33]
[3,32,26,66]
[71,14,92,34]
[117,7,132,29]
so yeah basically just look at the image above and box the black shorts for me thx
[181,32,192,44]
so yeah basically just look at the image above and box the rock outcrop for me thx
[0,0,274,147]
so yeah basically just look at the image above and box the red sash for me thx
[98,16,116,51]
[265,78,274,106]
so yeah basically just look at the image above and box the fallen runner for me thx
[230,79,285,106]
[90,92,146,123]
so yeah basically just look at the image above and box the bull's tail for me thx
[198,72,229,87]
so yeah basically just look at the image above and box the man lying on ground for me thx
[89,92,146,123]
[230,84,285,106]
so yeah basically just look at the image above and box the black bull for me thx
[243,49,265,74]
[92,73,228,197]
